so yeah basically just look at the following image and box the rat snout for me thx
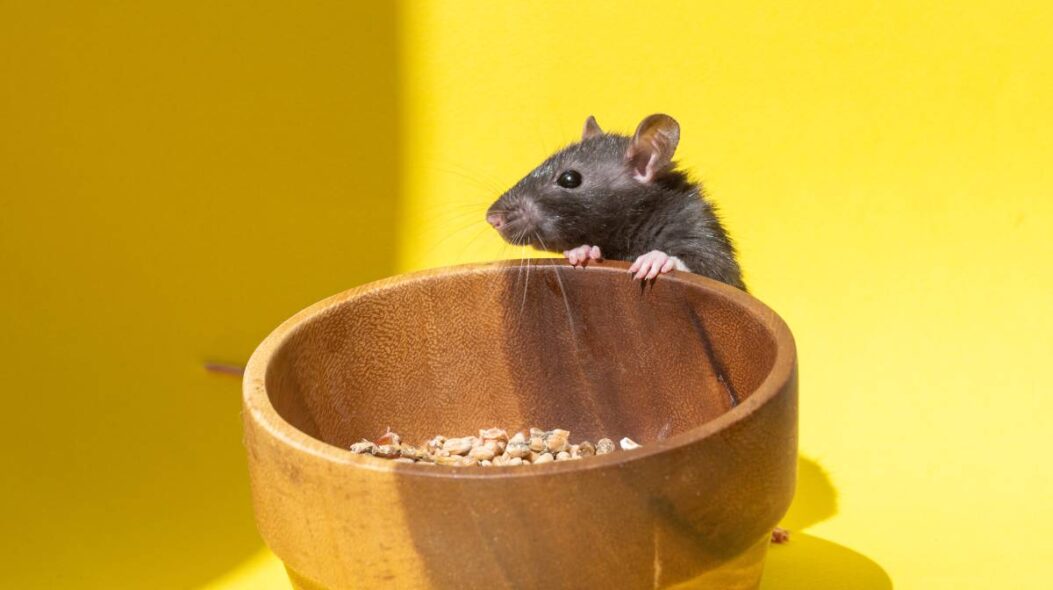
[486,193,541,246]
[486,212,505,229]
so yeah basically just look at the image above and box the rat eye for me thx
[557,170,582,189]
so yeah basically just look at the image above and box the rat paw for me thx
[629,250,687,280]
[562,244,603,267]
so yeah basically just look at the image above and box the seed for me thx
[442,437,474,456]
[372,444,401,459]
[483,439,506,455]
[375,429,401,447]
[425,435,446,452]
[506,442,531,458]
[349,440,375,454]
[596,438,616,455]
[619,437,641,450]
[358,427,632,467]
[479,428,509,443]
[545,429,570,453]
[468,445,496,461]
[400,445,427,461]
[575,441,596,458]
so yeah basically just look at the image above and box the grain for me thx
[350,427,639,467]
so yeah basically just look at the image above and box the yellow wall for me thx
[3,1,1051,589]
[398,3,1053,588]
[1,2,399,588]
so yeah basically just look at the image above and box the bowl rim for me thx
[243,259,797,480]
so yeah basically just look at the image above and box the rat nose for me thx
[486,213,505,229]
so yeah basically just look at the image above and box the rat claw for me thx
[565,244,599,268]
[645,256,665,279]
[661,257,676,273]
[632,250,679,281]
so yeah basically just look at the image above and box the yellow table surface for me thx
[2,2,1050,589]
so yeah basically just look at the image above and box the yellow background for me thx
[2,1,1050,589]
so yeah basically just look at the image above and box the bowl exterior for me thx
[242,263,797,590]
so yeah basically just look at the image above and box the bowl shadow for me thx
[763,456,893,589]
[762,534,893,590]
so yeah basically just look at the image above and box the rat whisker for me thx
[420,204,489,226]
[451,224,496,264]
[481,240,515,304]
[535,232,577,344]
[440,202,493,215]
[430,163,506,194]
[424,213,483,235]
[442,159,510,191]
[423,219,493,256]
[507,224,526,280]
[519,245,532,318]
[483,242,517,310]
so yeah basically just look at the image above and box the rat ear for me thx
[626,114,680,183]
[581,115,604,140]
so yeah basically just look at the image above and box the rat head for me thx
[486,114,681,251]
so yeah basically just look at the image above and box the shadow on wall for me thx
[0,2,400,589]
[762,457,893,589]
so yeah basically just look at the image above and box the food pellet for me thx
[349,427,641,467]
[442,437,473,456]
[596,438,616,455]
[349,440,375,454]
[372,444,400,459]
[619,437,642,450]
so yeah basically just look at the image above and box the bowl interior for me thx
[265,262,778,450]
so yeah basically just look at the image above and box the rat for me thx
[485,114,746,290]
[485,115,788,543]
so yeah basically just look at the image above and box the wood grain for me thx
[243,260,798,589]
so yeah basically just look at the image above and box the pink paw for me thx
[629,250,686,280]
[563,244,603,267]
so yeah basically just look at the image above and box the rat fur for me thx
[486,114,745,290]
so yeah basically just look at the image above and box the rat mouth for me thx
[496,216,536,246]
[488,196,544,247]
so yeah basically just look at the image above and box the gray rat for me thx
[485,114,745,290]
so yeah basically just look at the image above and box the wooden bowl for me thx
[242,260,797,590]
